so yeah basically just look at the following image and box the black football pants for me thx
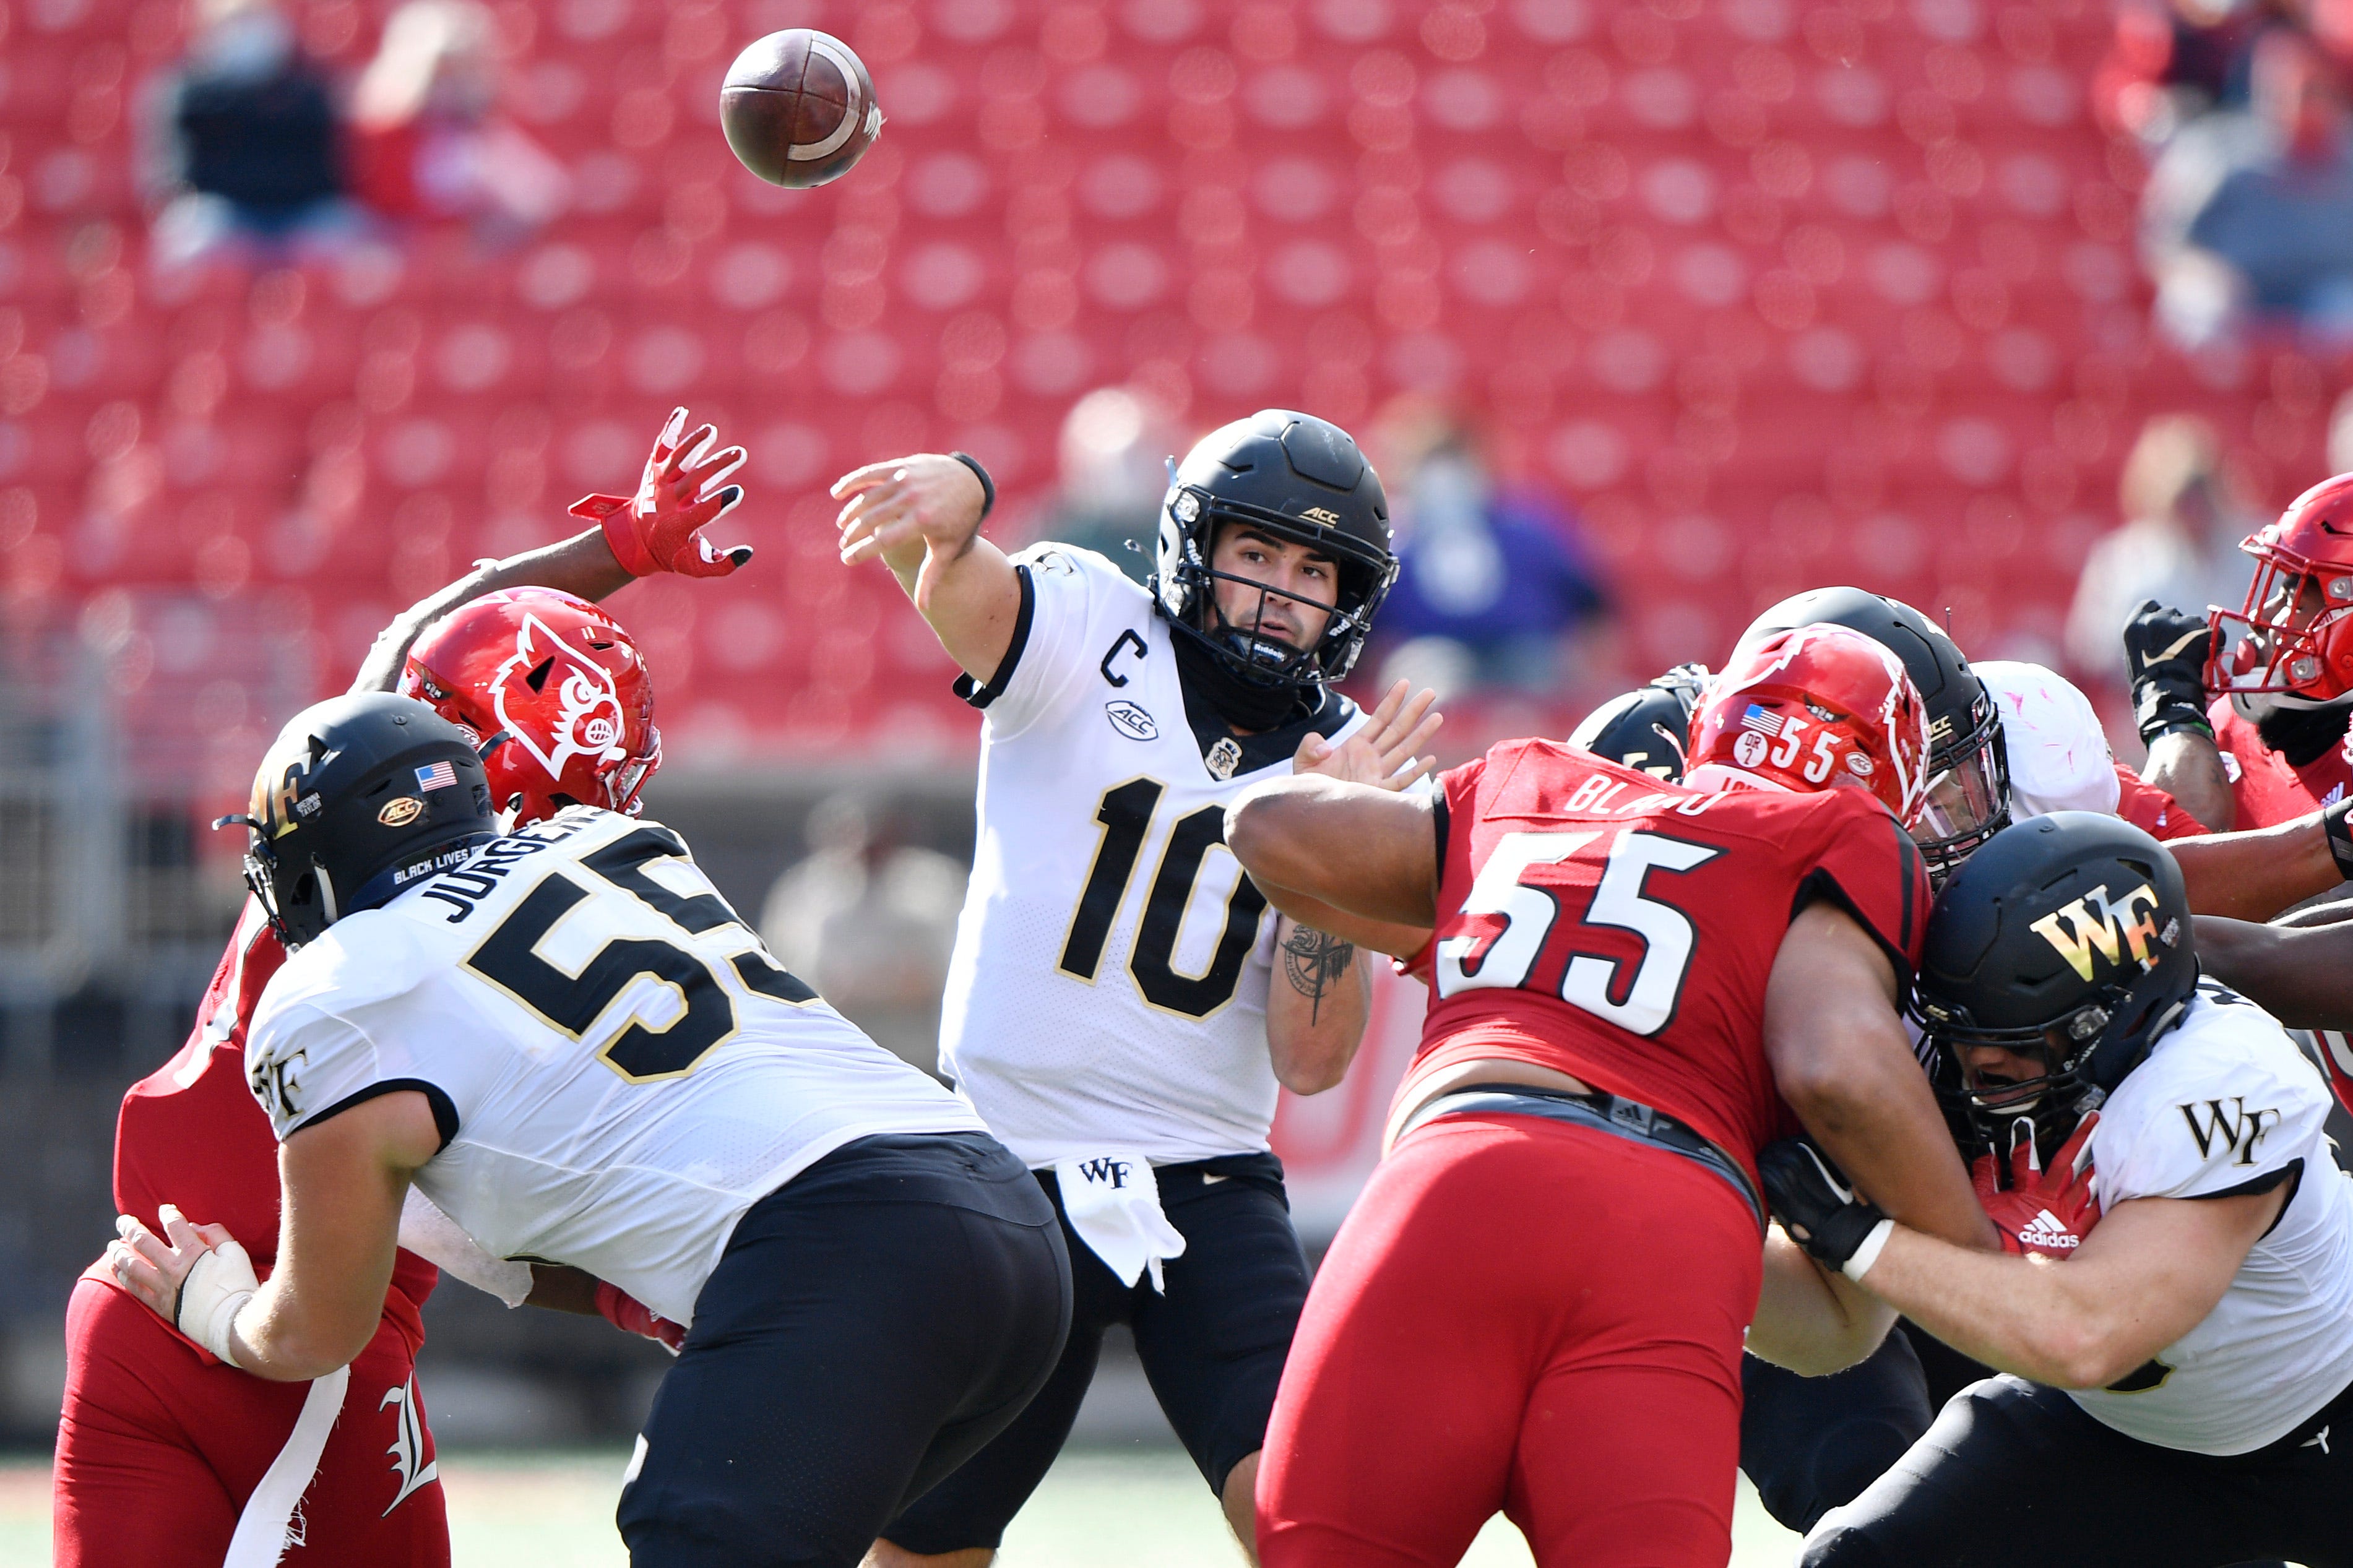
[616,1132,1073,1568]
[1802,1371,2353,1568]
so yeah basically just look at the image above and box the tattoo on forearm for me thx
[1281,924,1357,1023]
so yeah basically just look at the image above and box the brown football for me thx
[719,30,881,189]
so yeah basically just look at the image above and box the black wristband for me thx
[2325,798,2353,881]
[949,452,995,522]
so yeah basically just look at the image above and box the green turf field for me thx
[0,1445,1802,1566]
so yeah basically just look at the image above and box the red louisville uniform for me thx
[2208,697,2353,828]
[1259,741,1928,1568]
[54,899,449,1568]
[2112,763,2208,840]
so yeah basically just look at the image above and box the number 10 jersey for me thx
[940,545,1362,1168]
[1414,738,1930,1183]
[244,808,986,1325]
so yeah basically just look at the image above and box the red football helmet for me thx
[1686,622,1931,826]
[2208,472,2353,711]
[397,588,661,825]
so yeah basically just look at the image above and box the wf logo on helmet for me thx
[2029,881,2174,982]
[491,614,630,785]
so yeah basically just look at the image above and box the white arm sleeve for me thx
[397,1187,532,1309]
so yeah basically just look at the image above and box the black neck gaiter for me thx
[2255,701,2353,768]
[1170,627,1313,733]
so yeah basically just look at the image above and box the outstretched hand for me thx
[1294,680,1442,791]
[831,453,990,580]
[572,406,751,579]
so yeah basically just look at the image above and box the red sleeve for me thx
[1793,795,1932,989]
[2113,764,2208,838]
[1399,757,1489,985]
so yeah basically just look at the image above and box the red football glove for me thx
[1971,1111,2101,1258]
[595,1279,686,1355]
[571,406,751,579]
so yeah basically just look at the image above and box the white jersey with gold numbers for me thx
[244,807,986,1326]
[939,543,1362,1168]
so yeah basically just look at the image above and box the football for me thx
[719,30,882,189]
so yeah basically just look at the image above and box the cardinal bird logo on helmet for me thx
[491,613,631,787]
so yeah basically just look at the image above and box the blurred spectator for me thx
[1033,387,1175,584]
[2143,29,2353,346]
[2065,415,2252,684]
[758,793,965,1075]
[348,0,570,238]
[2097,0,2259,139]
[1366,399,1612,702]
[142,0,358,272]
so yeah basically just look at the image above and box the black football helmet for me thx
[1152,410,1398,693]
[219,693,496,946]
[1914,811,2198,1148]
[1738,587,2008,880]
[1567,663,1710,779]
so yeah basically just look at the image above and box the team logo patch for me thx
[1206,735,1244,780]
[380,1375,439,1515]
[491,613,631,786]
[378,796,425,827]
[1846,751,1874,776]
[1732,730,1769,768]
[2029,881,2165,983]
[1105,700,1158,741]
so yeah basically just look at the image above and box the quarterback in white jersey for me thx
[1770,812,2353,1568]
[832,413,1437,1566]
[110,696,1072,1568]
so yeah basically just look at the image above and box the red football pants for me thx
[54,1275,449,1568]
[1258,1112,1764,1568]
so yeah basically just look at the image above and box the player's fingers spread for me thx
[836,483,903,529]
[1395,710,1443,762]
[1397,687,1440,734]
[654,406,687,456]
[829,460,907,499]
[1366,678,1410,731]
[691,446,748,495]
[680,424,720,472]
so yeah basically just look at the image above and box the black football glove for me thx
[2123,600,2216,746]
[1758,1139,1893,1281]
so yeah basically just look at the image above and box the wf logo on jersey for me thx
[2029,881,2175,983]
[492,613,629,785]
[1076,1156,1134,1189]
[2178,1096,2285,1166]
[249,1045,306,1124]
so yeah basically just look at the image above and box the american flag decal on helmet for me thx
[1739,705,1784,737]
[415,761,458,791]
